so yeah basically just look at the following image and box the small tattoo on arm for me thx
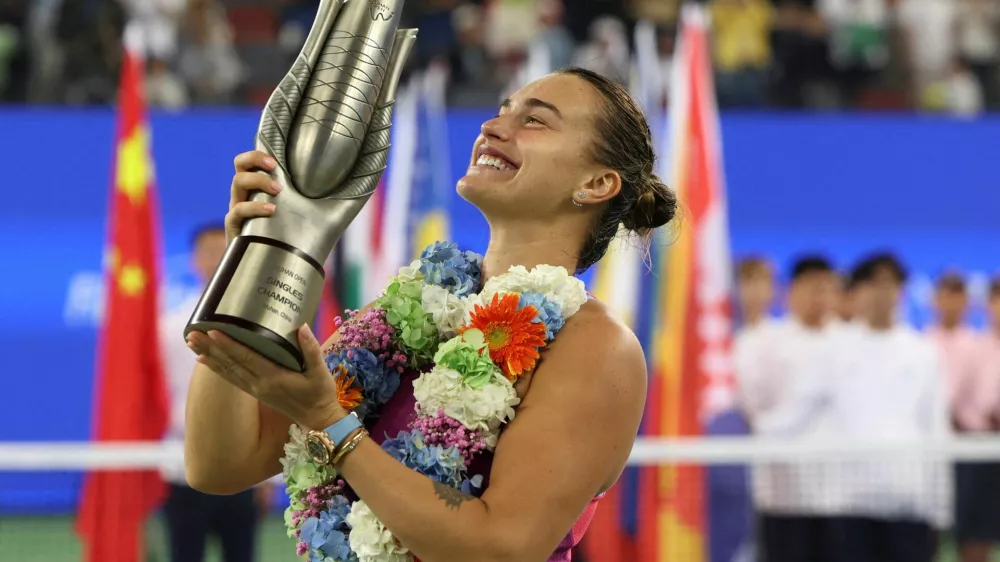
[432,481,474,510]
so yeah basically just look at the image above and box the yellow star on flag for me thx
[116,125,154,205]
[118,263,147,297]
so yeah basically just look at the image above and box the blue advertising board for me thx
[2,108,998,517]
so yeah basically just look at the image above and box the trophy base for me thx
[184,235,326,373]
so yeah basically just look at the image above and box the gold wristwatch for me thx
[305,412,363,466]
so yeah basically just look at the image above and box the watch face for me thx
[306,435,331,465]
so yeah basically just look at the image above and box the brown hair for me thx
[559,68,677,273]
[737,256,773,280]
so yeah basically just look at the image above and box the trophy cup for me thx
[184,0,418,372]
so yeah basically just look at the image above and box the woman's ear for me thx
[575,170,621,206]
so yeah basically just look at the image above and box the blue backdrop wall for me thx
[2,109,998,513]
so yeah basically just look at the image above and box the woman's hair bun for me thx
[622,174,677,232]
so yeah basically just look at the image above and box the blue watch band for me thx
[323,412,362,447]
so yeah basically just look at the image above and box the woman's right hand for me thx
[226,150,285,242]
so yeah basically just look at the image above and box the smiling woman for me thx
[183,67,677,562]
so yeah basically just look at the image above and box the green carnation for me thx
[434,329,501,389]
[377,280,439,365]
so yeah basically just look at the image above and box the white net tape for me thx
[1,436,999,469]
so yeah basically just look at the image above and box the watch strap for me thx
[323,412,362,447]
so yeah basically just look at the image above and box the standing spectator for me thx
[572,16,632,86]
[897,0,959,110]
[709,0,775,108]
[176,0,244,105]
[952,277,1000,562]
[735,255,777,333]
[770,0,834,109]
[828,253,950,562]
[0,0,29,102]
[818,0,890,107]
[159,225,274,562]
[146,55,188,109]
[736,255,843,562]
[955,0,1000,108]
[925,272,984,432]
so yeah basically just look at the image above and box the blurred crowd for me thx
[734,253,1000,562]
[0,0,997,113]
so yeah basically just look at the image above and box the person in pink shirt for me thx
[958,277,1000,562]
[925,272,984,431]
[926,272,997,562]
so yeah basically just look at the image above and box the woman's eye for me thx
[525,115,544,125]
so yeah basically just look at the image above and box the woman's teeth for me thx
[476,155,513,171]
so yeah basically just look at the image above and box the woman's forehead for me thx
[507,74,600,120]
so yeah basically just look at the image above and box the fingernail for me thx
[264,203,276,212]
[270,181,282,193]
[263,157,276,169]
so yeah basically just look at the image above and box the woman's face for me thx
[457,73,610,223]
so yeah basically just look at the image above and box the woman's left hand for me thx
[186,325,347,431]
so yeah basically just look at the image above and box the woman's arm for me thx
[336,306,647,562]
[184,148,333,493]
[184,361,292,493]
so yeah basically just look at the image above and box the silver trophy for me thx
[184,0,417,372]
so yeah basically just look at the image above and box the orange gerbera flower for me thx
[332,365,363,410]
[462,292,547,381]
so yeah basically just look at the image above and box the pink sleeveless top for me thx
[367,372,603,561]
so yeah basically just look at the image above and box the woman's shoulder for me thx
[539,298,647,390]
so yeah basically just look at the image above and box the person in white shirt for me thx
[160,224,273,562]
[735,255,777,333]
[827,252,950,562]
[736,255,843,562]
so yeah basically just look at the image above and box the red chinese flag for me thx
[75,45,170,562]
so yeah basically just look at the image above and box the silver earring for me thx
[572,192,586,207]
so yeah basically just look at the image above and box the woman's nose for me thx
[481,115,511,142]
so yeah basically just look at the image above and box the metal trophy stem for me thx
[184,0,417,372]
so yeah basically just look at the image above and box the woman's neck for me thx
[481,224,584,281]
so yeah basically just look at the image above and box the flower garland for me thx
[281,242,588,562]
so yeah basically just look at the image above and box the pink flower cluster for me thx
[411,409,487,460]
[333,308,408,373]
[291,480,346,551]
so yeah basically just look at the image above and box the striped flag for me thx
[373,73,420,288]
[638,5,737,561]
[408,62,451,259]
[581,17,674,562]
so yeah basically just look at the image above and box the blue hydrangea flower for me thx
[325,349,400,419]
[518,291,565,341]
[381,430,466,487]
[300,496,356,562]
[461,474,485,497]
[418,241,483,297]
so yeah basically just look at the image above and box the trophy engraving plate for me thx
[215,241,325,344]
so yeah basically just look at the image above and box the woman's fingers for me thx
[225,200,276,240]
[232,171,282,200]
[233,150,276,174]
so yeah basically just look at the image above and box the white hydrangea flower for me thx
[413,366,520,436]
[460,292,485,326]
[279,424,311,481]
[421,284,467,338]
[480,264,588,318]
[346,501,412,562]
[395,259,424,283]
